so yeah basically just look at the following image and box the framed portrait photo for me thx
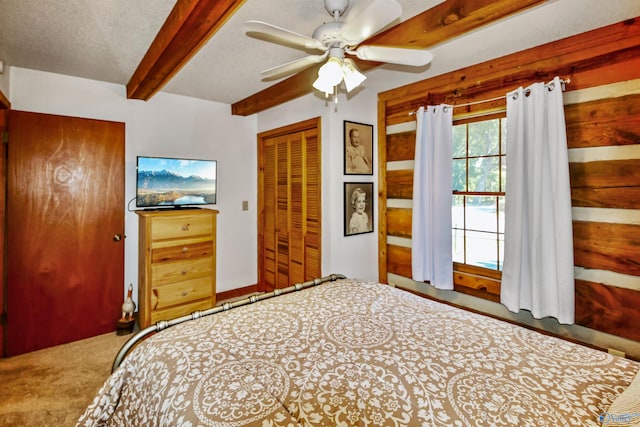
[344,120,373,175]
[344,182,374,236]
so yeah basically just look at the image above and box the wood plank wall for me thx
[377,18,640,349]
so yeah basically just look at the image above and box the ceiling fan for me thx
[245,0,433,95]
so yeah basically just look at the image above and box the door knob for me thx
[113,234,123,242]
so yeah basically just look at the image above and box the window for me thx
[452,114,506,273]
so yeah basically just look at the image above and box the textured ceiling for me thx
[0,0,639,106]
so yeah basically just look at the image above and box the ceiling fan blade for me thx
[260,53,328,79]
[354,45,433,66]
[245,21,327,51]
[340,0,402,45]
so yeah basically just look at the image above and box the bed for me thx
[78,276,640,426]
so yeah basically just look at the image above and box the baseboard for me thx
[216,283,259,303]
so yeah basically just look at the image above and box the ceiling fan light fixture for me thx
[312,74,336,95]
[342,58,366,92]
[313,56,366,95]
[319,56,344,86]
[313,56,344,95]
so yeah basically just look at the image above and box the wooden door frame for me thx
[257,117,321,290]
[0,90,9,356]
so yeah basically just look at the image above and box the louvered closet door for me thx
[302,127,321,279]
[262,136,278,288]
[277,134,291,287]
[258,118,321,291]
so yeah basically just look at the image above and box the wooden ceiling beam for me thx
[231,0,545,116]
[127,0,246,100]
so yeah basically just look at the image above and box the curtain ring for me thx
[547,82,555,92]
[560,79,568,91]
[524,88,531,97]
[443,105,449,113]
[512,92,519,100]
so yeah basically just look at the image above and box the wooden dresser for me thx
[136,208,218,328]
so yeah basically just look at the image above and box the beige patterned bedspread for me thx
[78,279,639,426]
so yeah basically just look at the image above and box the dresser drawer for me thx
[152,241,213,263]
[150,299,212,324]
[152,257,213,286]
[151,276,212,310]
[151,214,213,241]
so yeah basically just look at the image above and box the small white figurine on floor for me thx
[121,284,136,321]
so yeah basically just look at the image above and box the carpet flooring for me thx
[0,331,131,426]
[0,296,256,426]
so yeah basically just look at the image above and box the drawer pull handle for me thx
[181,291,188,297]
[182,223,190,231]
[182,247,188,253]
[181,270,187,275]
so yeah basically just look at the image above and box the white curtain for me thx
[412,105,453,289]
[501,76,575,324]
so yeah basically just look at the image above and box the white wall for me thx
[257,90,379,281]
[7,66,382,301]
[9,67,258,299]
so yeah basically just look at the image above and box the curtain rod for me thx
[408,78,570,116]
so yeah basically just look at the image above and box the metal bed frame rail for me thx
[112,273,347,372]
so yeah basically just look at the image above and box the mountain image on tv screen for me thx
[136,157,217,207]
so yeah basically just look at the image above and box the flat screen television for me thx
[136,156,217,209]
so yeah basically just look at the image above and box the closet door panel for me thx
[289,132,305,284]
[258,118,321,291]
[276,135,290,288]
[304,129,321,280]
[262,137,277,289]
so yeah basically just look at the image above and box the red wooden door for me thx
[0,109,7,357]
[6,110,125,356]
